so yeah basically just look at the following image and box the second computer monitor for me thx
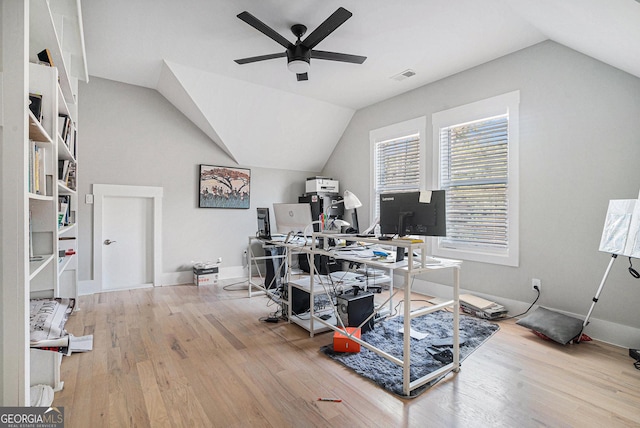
[256,207,271,239]
[379,190,446,237]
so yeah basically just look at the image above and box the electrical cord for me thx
[497,286,541,321]
[628,257,640,279]
[222,280,250,291]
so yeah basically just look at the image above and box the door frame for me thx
[93,184,163,291]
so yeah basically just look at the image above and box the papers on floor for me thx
[460,293,508,319]
[398,327,429,340]
[69,334,93,352]
[29,298,75,344]
[29,298,94,355]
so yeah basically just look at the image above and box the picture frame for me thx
[199,165,251,209]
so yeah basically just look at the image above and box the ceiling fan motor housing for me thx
[287,44,311,65]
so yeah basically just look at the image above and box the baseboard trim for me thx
[408,277,640,349]
[161,265,247,286]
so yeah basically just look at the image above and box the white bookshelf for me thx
[1,0,87,406]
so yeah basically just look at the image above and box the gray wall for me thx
[323,41,640,342]
[77,77,315,287]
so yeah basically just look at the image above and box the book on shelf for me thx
[29,210,34,259]
[66,162,76,190]
[58,114,69,142]
[36,48,55,67]
[57,114,77,158]
[58,195,71,227]
[58,159,70,184]
[28,93,43,122]
[71,129,77,158]
[29,142,47,195]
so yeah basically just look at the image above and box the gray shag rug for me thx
[321,310,499,397]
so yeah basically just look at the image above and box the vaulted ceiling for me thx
[81,0,640,171]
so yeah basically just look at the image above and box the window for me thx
[370,117,426,231]
[432,91,520,266]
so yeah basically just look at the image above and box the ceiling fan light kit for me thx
[235,7,366,81]
[287,59,310,74]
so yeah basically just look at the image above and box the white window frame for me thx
[370,117,427,232]
[432,91,520,266]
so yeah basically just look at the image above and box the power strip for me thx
[629,348,640,361]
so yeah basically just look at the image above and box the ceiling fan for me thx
[234,7,367,81]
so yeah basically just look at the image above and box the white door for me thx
[102,196,153,290]
[93,184,163,292]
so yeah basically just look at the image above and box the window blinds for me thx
[439,115,509,250]
[374,134,421,217]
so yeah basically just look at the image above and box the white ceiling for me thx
[81,0,640,171]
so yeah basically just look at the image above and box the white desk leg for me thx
[247,237,253,298]
[308,253,316,337]
[453,266,460,371]
[286,249,293,323]
[403,270,411,396]
[388,266,394,316]
[287,281,293,323]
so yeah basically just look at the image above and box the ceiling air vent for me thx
[391,69,416,81]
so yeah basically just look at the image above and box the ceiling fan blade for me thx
[302,7,352,49]
[297,73,308,81]
[311,50,366,64]
[237,11,293,49]
[235,52,286,65]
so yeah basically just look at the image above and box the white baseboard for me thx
[78,279,99,296]
[161,265,247,286]
[80,266,249,292]
[408,277,640,349]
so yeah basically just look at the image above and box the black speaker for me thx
[289,287,311,315]
[336,290,374,333]
[298,253,340,274]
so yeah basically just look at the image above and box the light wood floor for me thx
[54,279,640,427]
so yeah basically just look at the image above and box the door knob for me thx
[104,239,117,245]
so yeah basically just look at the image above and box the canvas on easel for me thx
[599,195,640,257]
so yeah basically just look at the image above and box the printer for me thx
[306,176,339,194]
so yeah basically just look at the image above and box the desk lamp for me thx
[331,190,363,233]
[342,190,363,210]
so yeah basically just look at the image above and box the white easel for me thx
[579,196,640,342]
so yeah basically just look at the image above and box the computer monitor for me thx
[256,207,271,239]
[379,190,446,237]
[273,203,313,235]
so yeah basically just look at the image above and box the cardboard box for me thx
[306,177,339,194]
[333,327,361,353]
[193,266,218,286]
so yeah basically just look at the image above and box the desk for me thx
[246,236,310,299]
[308,233,462,396]
[248,236,392,333]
